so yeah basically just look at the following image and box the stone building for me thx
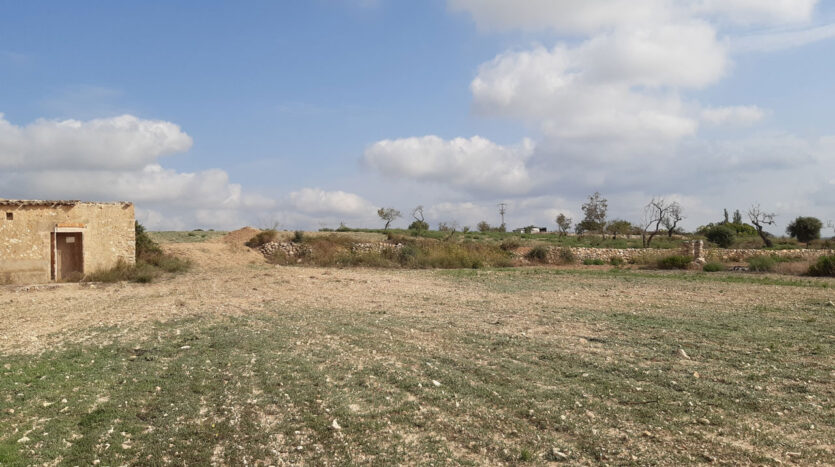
[0,200,136,284]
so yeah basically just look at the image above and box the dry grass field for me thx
[1,232,833,465]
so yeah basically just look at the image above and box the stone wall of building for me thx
[0,201,135,284]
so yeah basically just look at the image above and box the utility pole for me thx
[498,203,507,228]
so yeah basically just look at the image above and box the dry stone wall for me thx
[254,239,833,265]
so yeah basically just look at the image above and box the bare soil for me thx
[2,231,833,465]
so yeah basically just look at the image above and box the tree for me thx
[786,216,822,247]
[705,225,736,248]
[555,213,572,237]
[662,202,684,238]
[580,192,608,234]
[747,204,776,248]
[640,198,676,247]
[477,221,492,232]
[607,220,632,239]
[409,205,429,232]
[732,209,743,225]
[377,207,401,231]
[723,208,730,224]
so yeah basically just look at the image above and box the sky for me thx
[1,0,835,235]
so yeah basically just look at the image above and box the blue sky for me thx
[2,1,835,233]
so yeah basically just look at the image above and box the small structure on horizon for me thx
[512,226,548,234]
[0,200,136,284]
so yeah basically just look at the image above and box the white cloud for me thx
[449,0,819,32]
[364,135,535,194]
[691,0,818,25]
[700,106,767,126]
[732,23,835,53]
[288,188,375,216]
[0,114,192,170]
[448,0,673,33]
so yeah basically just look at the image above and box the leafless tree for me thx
[411,205,425,223]
[640,198,676,248]
[662,202,684,238]
[747,204,776,247]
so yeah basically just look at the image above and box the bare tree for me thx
[662,202,684,238]
[377,207,401,231]
[747,204,776,248]
[640,198,675,248]
[555,213,572,237]
[409,205,428,231]
[411,205,425,223]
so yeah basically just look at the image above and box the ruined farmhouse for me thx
[0,200,136,284]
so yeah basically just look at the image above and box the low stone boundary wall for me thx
[256,240,833,264]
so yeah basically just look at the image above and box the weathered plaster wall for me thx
[0,202,135,284]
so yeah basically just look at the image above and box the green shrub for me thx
[609,257,625,267]
[808,254,835,277]
[408,220,429,231]
[747,255,776,272]
[292,230,305,243]
[657,255,692,269]
[583,258,605,265]
[245,229,278,248]
[526,246,549,262]
[702,262,724,272]
[135,222,162,258]
[704,225,736,248]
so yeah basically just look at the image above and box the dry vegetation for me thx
[1,229,833,465]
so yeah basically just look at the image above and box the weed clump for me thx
[609,257,625,267]
[702,262,724,272]
[557,247,575,264]
[526,246,549,262]
[500,238,521,251]
[245,229,278,248]
[657,255,692,270]
[747,255,776,272]
[808,254,835,277]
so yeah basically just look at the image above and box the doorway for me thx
[54,232,83,280]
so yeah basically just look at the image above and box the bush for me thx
[609,257,625,267]
[408,220,429,231]
[808,254,835,277]
[704,225,736,248]
[583,258,606,265]
[557,247,575,264]
[500,238,521,251]
[135,222,162,258]
[657,255,692,269]
[747,255,776,272]
[702,262,724,272]
[292,230,305,243]
[245,229,279,248]
[526,246,549,262]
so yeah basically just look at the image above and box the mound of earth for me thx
[220,226,262,249]
[161,227,265,269]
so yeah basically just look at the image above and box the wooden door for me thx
[56,233,83,280]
